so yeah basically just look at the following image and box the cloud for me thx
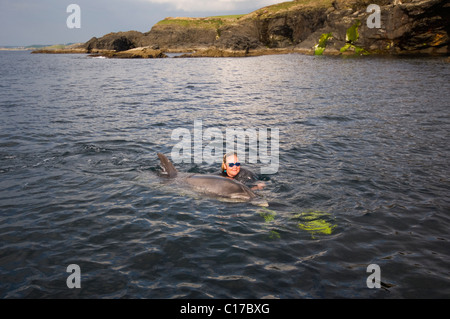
[140,0,288,12]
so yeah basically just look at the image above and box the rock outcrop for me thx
[34,0,449,57]
[84,31,144,52]
[309,0,450,55]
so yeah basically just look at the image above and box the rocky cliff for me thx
[43,0,449,57]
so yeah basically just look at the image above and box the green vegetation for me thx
[314,32,333,55]
[340,20,369,55]
[158,0,336,27]
[157,18,223,29]
[346,20,360,43]
[207,14,245,20]
[156,15,243,30]
[42,44,67,50]
[258,208,280,239]
[258,207,337,240]
[268,230,281,239]
[259,208,276,223]
[264,0,333,13]
[294,210,337,239]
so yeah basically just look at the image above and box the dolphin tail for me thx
[157,153,178,178]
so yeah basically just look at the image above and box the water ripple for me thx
[0,52,449,298]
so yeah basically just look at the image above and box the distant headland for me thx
[31,0,449,58]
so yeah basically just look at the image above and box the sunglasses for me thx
[228,162,240,167]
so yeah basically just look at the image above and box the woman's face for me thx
[226,154,240,178]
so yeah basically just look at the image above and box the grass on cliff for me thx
[250,0,393,16]
[156,1,336,28]
[150,0,390,29]
[39,44,68,50]
[155,0,378,29]
[207,14,246,20]
[156,15,244,29]
[250,0,334,17]
[266,0,334,12]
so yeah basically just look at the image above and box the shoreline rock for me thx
[32,0,449,58]
[88,47,167,59]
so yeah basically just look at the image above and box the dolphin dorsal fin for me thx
[157,153,178,178]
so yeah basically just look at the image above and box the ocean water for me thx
[0,51,449,298]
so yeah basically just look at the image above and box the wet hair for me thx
[222,151,238,173]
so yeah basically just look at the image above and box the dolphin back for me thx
[186,175,256,200]
[157,153,178,178]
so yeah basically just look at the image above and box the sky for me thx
[0,0,289,46]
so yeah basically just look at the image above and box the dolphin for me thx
[157,153,268,206]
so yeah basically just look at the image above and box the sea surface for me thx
[0,50,449,298]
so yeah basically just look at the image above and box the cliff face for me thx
[82,0,449,56]
[143,18,220,50]
[84,31,145,52]
[213,5,330,51]
[316,0,450,55]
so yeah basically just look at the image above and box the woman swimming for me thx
[221,152,265,190]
